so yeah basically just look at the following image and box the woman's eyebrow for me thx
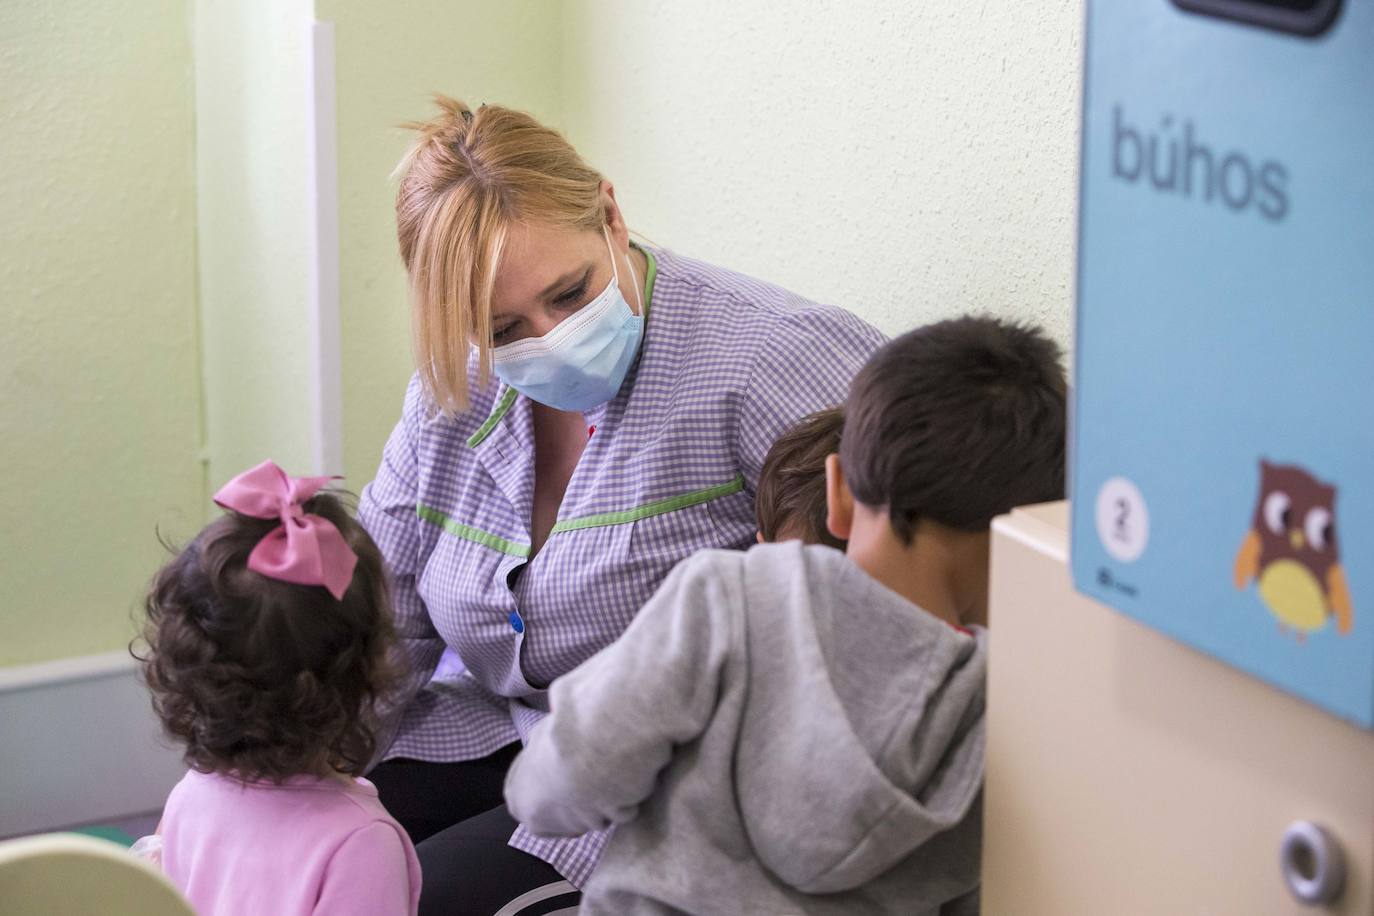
[538,264,590,299]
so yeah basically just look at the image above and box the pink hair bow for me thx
[212,460,358,600]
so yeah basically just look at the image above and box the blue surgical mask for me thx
[490,227,644,412]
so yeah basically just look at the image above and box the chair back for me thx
[0,832,193,916]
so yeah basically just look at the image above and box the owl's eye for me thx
[1305,507,1332,551]
[1263,491,1291,535]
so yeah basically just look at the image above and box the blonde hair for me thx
[395,96,607,413]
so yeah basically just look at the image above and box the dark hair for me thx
[756,408,847,550]
[840,316,1067,543]
[135,491,403,782]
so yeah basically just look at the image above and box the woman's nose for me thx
[524,314,564,340]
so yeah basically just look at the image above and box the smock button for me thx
[508,611,525,634]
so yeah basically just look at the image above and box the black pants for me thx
[369,748,582,916]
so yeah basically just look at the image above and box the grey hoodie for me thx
[505,542,986,915]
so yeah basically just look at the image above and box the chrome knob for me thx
[1280,821,1345,906]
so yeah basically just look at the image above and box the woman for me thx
[360,97,886,915]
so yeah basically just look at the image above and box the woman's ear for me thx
[825,453,854,543]
[600,180,629,248]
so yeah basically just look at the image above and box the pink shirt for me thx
[161,770,421,916]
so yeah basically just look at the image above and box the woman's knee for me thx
[415,806,580,916]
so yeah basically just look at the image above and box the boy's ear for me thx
[825,453,854,542]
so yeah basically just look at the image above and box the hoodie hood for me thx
[732,543,988,894]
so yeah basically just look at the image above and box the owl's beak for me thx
[1290,530,1305,550]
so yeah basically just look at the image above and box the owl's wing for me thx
[1327,564,1354,635]
[1233,529,1261,589]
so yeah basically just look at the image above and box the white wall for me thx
[195,0,320,486]
[2,0,1086,830]
[317,0,564,484]
[0,0,204,666]
[560,0,1082,344]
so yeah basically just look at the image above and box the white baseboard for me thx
[0,651,185,838]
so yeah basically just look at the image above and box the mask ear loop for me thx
[602,225,643,315]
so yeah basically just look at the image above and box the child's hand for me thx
[129,834,164,869]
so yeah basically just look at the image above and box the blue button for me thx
[508,611,525,634]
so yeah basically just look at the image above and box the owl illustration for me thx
[1234,460,1353,639]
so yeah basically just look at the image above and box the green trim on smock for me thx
[466,387,519,448]
[550,475,745,534]
[633,243,657,319]
[418,475,744,554]
[416,504,532,559]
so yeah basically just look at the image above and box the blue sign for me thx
[1072,0,1373,727]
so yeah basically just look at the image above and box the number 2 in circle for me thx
[1114,498,1130,541]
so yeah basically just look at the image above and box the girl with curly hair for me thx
[133,460,420,916]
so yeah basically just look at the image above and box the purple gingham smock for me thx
[358,247,886,885]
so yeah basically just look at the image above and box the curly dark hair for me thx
[756,408,847,550]
[134,491,403,782]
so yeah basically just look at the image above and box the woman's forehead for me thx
[491,222,601,314]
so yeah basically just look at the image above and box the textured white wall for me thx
[195,0,318,487]
[560,1,1082,344]
[1,0,203,665]
[316,3,1084,484]
[317,0,563,484]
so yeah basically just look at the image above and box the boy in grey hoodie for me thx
[505,317,1068,915]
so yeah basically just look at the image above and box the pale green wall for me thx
[0,0,204,665]
[194,0,567,490]
[326,0,1084,485]
[318,0,565,485]
[195,0,318,487]
[209,0,1084,494]
[0,0,567,669]
[3,2,1083,668]
[559,0,1082,344]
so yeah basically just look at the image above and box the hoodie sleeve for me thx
[504,551,744,837]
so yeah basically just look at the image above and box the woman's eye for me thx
[492,324,516,343]
[553,282,588,307]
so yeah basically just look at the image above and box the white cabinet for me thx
[984,502,1374,914]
